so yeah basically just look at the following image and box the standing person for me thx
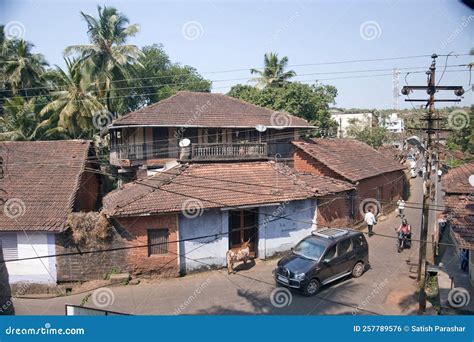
[397,199,406,217]
[364,208,377,237]
[437,169,442,182]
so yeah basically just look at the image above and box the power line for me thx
[3,53,469,94]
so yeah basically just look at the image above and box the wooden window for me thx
[0,233,18,261]
[148,229,169,255]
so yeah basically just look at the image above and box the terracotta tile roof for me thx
[292,138,406,182]
[0,140,91,232]
[441,162,474,194]
[103,161,354,217]
[110,91,313,128]
[444,195,474,250]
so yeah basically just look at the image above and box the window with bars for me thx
[148,229,169,256]
[0,233,18,261]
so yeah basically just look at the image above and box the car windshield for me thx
[293,239,326,261]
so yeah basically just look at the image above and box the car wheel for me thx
[304,279,320,296]
[352,262,364,278]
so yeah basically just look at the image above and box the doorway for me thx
[229,209,258,256]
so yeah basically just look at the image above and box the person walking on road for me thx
[364,208,377,237]
[397,199,406,217]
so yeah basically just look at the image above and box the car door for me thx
[317,244,337,283]
[332,237,354,276]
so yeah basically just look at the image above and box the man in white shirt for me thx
[397,199,406,217]
[364,208,377,237]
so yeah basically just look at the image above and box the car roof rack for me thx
[312,227,349,239]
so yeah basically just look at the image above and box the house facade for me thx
[107,91,314,179]
[103,161,354,276]
[292,138,407,222]
[330,112,373,138]
[0,140,100,284]
[442,162,474,286]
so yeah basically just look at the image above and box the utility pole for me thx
[401,54,464,314]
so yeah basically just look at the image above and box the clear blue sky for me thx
[1,0,472,109]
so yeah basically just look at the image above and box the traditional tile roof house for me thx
[442,162,474,285]
[103,161,354,276]
[0,140,100,284]
[292,138,408,221]
[107,91,315,176]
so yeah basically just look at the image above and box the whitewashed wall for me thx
[178,199,317,273]
[4,232,57,284]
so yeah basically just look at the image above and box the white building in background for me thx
[382,113,405,133]
[330,112,373,138]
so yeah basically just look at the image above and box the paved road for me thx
[14,178,424,315]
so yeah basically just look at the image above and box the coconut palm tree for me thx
[250,52,296,88]
[0,97,41,141]
[64,5,143,113]
[39,58,105,138]
[2,39,47,97]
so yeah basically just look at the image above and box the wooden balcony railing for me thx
[109,141,292,166]
[187,143,268,161]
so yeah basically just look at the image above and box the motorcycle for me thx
[397,231,411,253]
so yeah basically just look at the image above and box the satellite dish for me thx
[255,124,267,132]
[179,138,191,147]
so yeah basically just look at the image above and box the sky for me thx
[1,0,473,110]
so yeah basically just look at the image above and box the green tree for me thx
[250,52,296,88]
[228,82,338,136]
[346,118,392,148]
[1,39,47,97]
[446,105,474,155]
[64,5,143,114]
[0,97,42,140]
[121,44,211,111]
[39,58,105,137]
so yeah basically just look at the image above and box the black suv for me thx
[274,228,369,296]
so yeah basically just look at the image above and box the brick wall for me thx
[355,171,406,221]
[293,149,345,180]
[55,229,127,282]
[114,214,179,277]
[317,193,354,227]
[293,148,407,224]
[75,168,100,212]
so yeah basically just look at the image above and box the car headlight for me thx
[293,272,305,281]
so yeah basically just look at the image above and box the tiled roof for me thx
[103,161,354,217]
[444,195,474,250]
[0,140,91,232]
[110,91,313,128]
[292,139,406,182]
[441,162,474,194]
